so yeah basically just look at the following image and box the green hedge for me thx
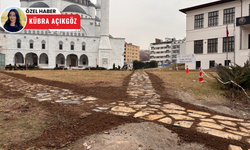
[133,60,158,70]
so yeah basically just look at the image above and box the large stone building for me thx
[124,42,140,63]
[0,0,125,69]
[150,38,186,65]
[180,0,250,70]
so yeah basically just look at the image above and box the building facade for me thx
[124,42,140,63]
[0,0,125,69]
[150,38,186,65]
[180,0,250,70]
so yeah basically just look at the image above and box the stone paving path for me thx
[1,72,250,149]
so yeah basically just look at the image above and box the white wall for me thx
[185,0,250,69]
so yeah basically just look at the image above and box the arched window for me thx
[41,31,44,34]
[78,33,81,36]
[70,32,73,36]
[17,39,21,48]
[24,30,27,34]
[16,39,21,48]
[59,41,63,50]
[29,40,34,49]
[82,42,86,51]
[33,30,35,34]
[70,41,74,50]
[28,30,31,34]
[82,33,84,36]
[41,40,46,49]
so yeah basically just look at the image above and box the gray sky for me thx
[93,0,217,49]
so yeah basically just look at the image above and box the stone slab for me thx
[200,119,216,123]
[169,114,195,121]
[134,111,150,118]
[140,114,165,121]
[218,120,237,127]
[221,124,238,131]
[82,97,97,101]
[129,105,147,109]
[239,123,250,127]
[197,122,224,130]
[109,111,129,116]
[187,110,211,116]
[226,130,250,136]
[111,106,136,113]
[239,127,250,133]
[173,121,193,128]
[161,109,187,115]
[211,115,244,122]
[246,139,250,144]
[163,104,185,111]
[158,117,172,125]
[149,105,161,108]
[188,113,206,118]
[228,145,243,150]
[197,127,242,141]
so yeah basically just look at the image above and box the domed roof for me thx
[0,27,5,32]
[30,2,50,8]
[95,16,101,22]
[63,5,87,14]
[88,2,96,7]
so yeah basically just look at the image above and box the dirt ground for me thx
[0,71,250,150]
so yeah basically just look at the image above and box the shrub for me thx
[214,60,250,90]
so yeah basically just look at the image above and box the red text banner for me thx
[24,15,81,29]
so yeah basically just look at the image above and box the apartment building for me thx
[150,38,186,65]
[180,0,250,70]
[124,42,140,63]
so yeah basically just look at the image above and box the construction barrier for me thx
[201,69,250,99]
[186,65,189,73]
[199,68,203,82]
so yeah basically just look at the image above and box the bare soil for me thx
[0,71,249,150]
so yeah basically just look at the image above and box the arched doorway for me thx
[39,53,48,65]
[25,53,38,66]
[14,52,24,65]
[80,54,88,66]
[56,54,65,67]
[66,54,78,67]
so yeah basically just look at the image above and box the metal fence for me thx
[0,53,5,70]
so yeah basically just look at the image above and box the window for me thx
[41,40,46,49]
[223,8,235,24]
[208,11,218,27]
[29,40,34,49]
[70,42,74,50]
[194,14,204,29]
[210,60,215,68]
[82,42,86,50]
[194,40,203,54]
[17,39,21,48]
[208,38,218,53]
[223,37,235,52]
[196,61,201,69]
[225,60,231,66]
[59,41,63,50]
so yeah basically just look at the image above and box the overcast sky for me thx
[93,0,218,49]
[1,0,218,50]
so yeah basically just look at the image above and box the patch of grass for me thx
[9,70,132,87]
[149,70,224,102]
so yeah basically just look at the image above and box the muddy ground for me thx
[0,71,250,150]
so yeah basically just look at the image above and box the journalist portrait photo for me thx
[1,7,26,33]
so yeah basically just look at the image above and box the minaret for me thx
[96,0,101,19]
[98,0,111,50]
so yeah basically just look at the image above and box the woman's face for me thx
[9,11,16,24]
